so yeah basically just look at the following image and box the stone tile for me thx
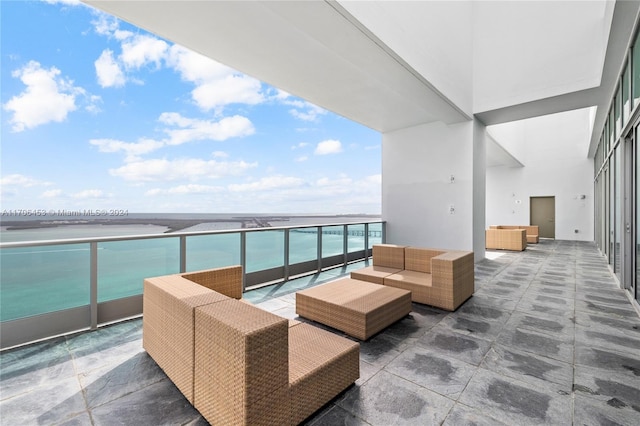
[357,333,404,367]
[575,290,632,306]
[496,323,574,363]
[0,337,75,400]
[481,344,573,392]
[385,346,476,399]
[91,379,202,426]
[79,351,166,409]
[575,345,640,378]
[461,293,519,311]
[573,365,640,413]
[0,375,86,425]
[458,368,572,426]
[474,285,523,300]
[66,320,144,375]
[514,298,574,318]
[357,359,381,386]
[337,370,455,426]
[519,292,575,310]
[575,326,640,356]
[451,301,512,324]
[442,403,508,426]
[416,326,492,366]
[306,404,368,426]
[573,393,640,426]
[574,310,640,339]
[436,311,506,341]
[503,311,575,338]
[380,303,447,340]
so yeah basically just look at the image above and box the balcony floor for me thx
[2,240,640,425]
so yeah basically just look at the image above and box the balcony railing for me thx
[0,220,384,349]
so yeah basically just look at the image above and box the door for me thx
[531,196,555,239]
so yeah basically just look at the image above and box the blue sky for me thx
[1,0,382,214]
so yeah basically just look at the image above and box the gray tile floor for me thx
[2,240,640,425]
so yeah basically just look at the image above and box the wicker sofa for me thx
[490,225,539,243]
[485,227,527,251]
[143,266,360,426]
[351,245,475,311]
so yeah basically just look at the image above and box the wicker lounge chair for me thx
[350,243,406,284]
[383,247,475,311]
[485,228,527,251]
[144,266,360,425]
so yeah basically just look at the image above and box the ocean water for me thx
[0,215,381,322]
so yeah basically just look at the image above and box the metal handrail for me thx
[0,220,385,349]
[0,220,383,248]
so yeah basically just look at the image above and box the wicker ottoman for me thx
[295,278,412,340]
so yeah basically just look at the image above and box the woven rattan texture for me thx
[289,323,360,425]
[194,299,289,425]
[485,228,526,251]
[296,278,411,340]
[490,225,539,244]
[384,250,474,311]
[404,247,446,273]
[371,244,406,269]
[350,265,402,285]
[181,265,243,299]
[143,276,230,402]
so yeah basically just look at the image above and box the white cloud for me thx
[120,34,168,70]
[42,189,63,198]
[228,176,305,192]
[291,142,309,150]
[4,61,80,132]
[110,158,257,182]
[314,139,343,155]
[212,151,229,158]
[1,174,52,187]
[159,113,255,145]
[167,45,231,83]
[43,0,81,6]
[191,75,264,111]
[295,156,308,162]
[72,189,106,199]
[90,138,164,162]
[146,184,225,196]
[95,49,126,88]
[281,97,327,122]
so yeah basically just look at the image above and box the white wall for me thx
[473,119,487,261]
[486,109,594,241]
[382,121,474,251]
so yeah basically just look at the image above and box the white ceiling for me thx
[84,1,637,162]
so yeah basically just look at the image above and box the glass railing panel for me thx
[347,223,366,253]
[186,233,241,271]
[368,222,383,247]
[246,230,285,273]
[289,227,318,264]
[98,238,180,302]
[0,243,90,321]
[322,225,345,258]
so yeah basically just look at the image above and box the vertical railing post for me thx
[382,221,387,243]
[179,235,187,273]
[343,224,348,265]
[364,223,370,260]
[90,242,98,330]
[284,228,290,282]
[317,226,323,273]
[240,231,247,291]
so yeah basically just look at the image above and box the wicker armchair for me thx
[350,243,406,284]
[143,266,359,425]
[383,247,475,311]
